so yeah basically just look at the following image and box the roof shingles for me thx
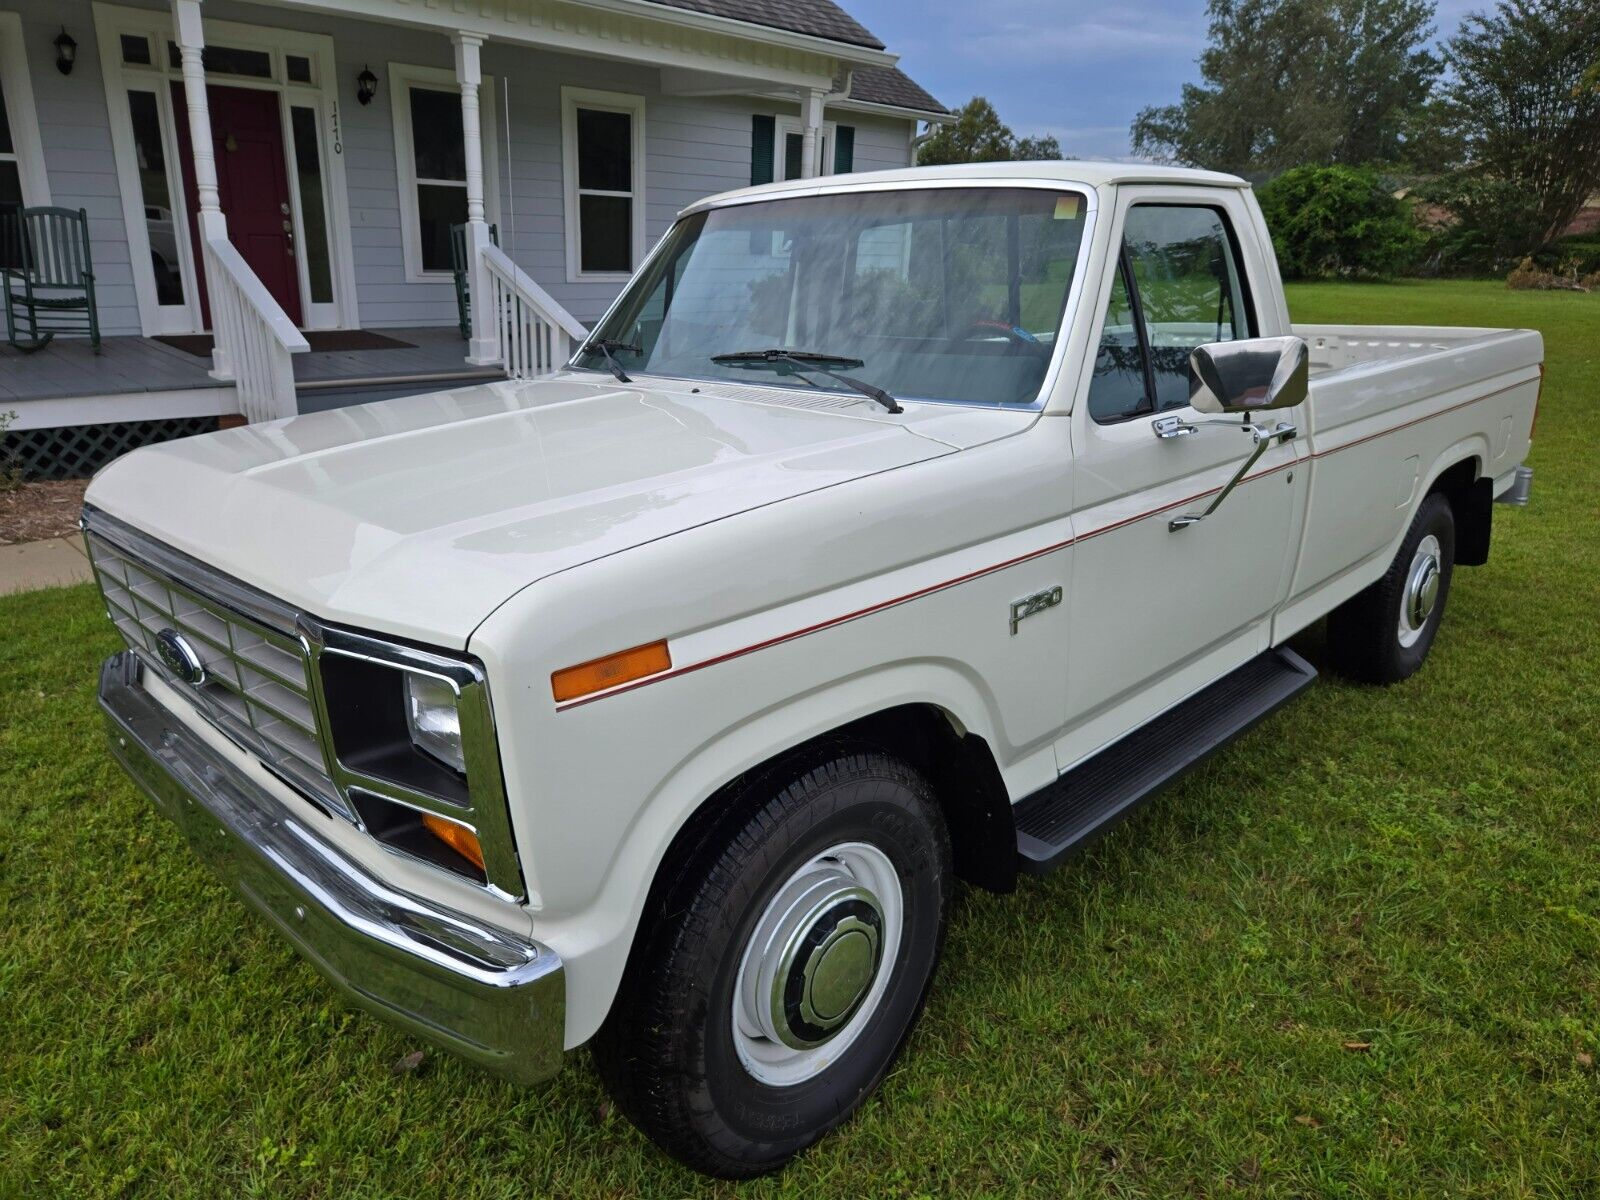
[642,0,884,49]
[637,0,946,116]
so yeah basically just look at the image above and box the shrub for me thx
[1414,175,1548,274]
[1256,165,1424,279]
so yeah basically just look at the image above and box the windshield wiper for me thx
[583,338,639,384]
[710,348,902,414]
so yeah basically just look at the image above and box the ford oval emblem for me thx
[155,628,206,685]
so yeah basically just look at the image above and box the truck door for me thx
[1058,192,1308,768]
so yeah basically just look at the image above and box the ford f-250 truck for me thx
[86,162,1540,1176]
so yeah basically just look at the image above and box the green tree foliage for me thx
[1131,0,1441,173]
[1430,0,1600,257]
[917,97,1064,166]
[1256,165,1424,276]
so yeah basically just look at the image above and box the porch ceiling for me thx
[252,0,888,91]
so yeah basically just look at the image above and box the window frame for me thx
[772,115,837,182]
[1088,201,1258,425]
[561,86,645,284]
[390,62,500,285]
[0,12,52,209]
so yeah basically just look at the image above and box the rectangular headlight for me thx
[404,673,466,775]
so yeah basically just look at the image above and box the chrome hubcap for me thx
[1399,533,1442,648]
[733,842,902,1086]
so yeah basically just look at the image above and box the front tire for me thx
[592,750,952,1178]
[1326,491,1456,684]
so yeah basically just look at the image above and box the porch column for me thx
[172,0,231,380]
[453,32,497,366]
[800,88,826,179]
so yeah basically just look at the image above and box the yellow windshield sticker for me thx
[1054,195,1081,220]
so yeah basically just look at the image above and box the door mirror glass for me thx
[1189,335,1308,414]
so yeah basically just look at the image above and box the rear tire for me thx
[1326,491,1456,684]
[591,750,951,1178]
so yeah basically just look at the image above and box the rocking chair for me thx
[2,206,101,353]
[449,221,499,340]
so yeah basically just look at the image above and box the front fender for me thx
[498,658,1019,1048]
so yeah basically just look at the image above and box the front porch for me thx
[0,0,941,440]
[1,325,504,475]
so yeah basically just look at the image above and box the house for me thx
[0,0,946,475]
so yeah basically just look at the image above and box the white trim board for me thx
[8,386,239,430]
[0,11,51,207]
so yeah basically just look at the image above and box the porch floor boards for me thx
[0,326,496,405]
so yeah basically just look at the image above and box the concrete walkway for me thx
[0,535,95,595]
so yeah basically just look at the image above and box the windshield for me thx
[573,186,1090,408]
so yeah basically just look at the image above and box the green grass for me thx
[3,279,1598,1197]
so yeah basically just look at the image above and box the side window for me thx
[1086,259,1147,422]
[1125,206,1252,411]
[1087,204,1254,423]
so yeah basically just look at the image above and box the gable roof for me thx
[847,65,947,116]
[642,0,884,49]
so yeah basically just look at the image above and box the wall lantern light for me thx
[356,65,378,106]
[54,27,78,75]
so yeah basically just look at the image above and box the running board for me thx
[1014,647,1318,873]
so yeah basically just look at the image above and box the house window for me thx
[391,64,498,282]
[763,117,853,183]
[562,88,643,280]
[0,13,48,227]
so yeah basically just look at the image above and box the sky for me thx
[841,0,1485,161]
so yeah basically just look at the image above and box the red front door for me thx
[174,83,303,327]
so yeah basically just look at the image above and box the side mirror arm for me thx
[1165,419,1297,531]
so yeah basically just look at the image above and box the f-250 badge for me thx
[1010,586,1063,635]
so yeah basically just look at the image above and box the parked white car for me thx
[86,162,1540,1177]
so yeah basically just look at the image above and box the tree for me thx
[917,97,1063,166]
[1257,165,1424,276]
[1433,0,1600,251]
[1131,0,1441,174]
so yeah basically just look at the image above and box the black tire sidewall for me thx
[1391,494,1456,676]
[682,760,949,1165]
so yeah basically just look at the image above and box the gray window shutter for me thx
[751,114,775,185]
[833,125,855,174]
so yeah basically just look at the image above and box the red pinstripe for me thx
[556,378,1531,710]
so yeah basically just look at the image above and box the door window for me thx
[1087,204,1254,422]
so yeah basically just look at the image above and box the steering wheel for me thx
[950,319,1047,353]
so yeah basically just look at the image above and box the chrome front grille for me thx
[85,518,346,819]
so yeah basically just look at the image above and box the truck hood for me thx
[86,375,989,646]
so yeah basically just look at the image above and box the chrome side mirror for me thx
[1189,336,1309,414]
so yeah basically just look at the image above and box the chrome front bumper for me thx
[98,651,565,1086]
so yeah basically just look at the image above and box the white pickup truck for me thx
[87,162,1539,1176]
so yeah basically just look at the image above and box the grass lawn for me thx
[3,279,1597,1197]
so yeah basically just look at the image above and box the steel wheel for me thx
[731,841,904,1087]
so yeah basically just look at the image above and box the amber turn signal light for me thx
[551,640,671,702]
[422,812,485,871]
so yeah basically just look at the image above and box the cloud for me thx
[964,6,1206,63]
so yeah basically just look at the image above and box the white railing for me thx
[202,235,309,423]
[480,243,588,380]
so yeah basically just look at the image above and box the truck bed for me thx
[1296,323,1532,377]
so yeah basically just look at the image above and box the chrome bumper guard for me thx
[99,651,565,1086]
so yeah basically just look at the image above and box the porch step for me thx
[295,368,507,412]
[1013,647,1318,872]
